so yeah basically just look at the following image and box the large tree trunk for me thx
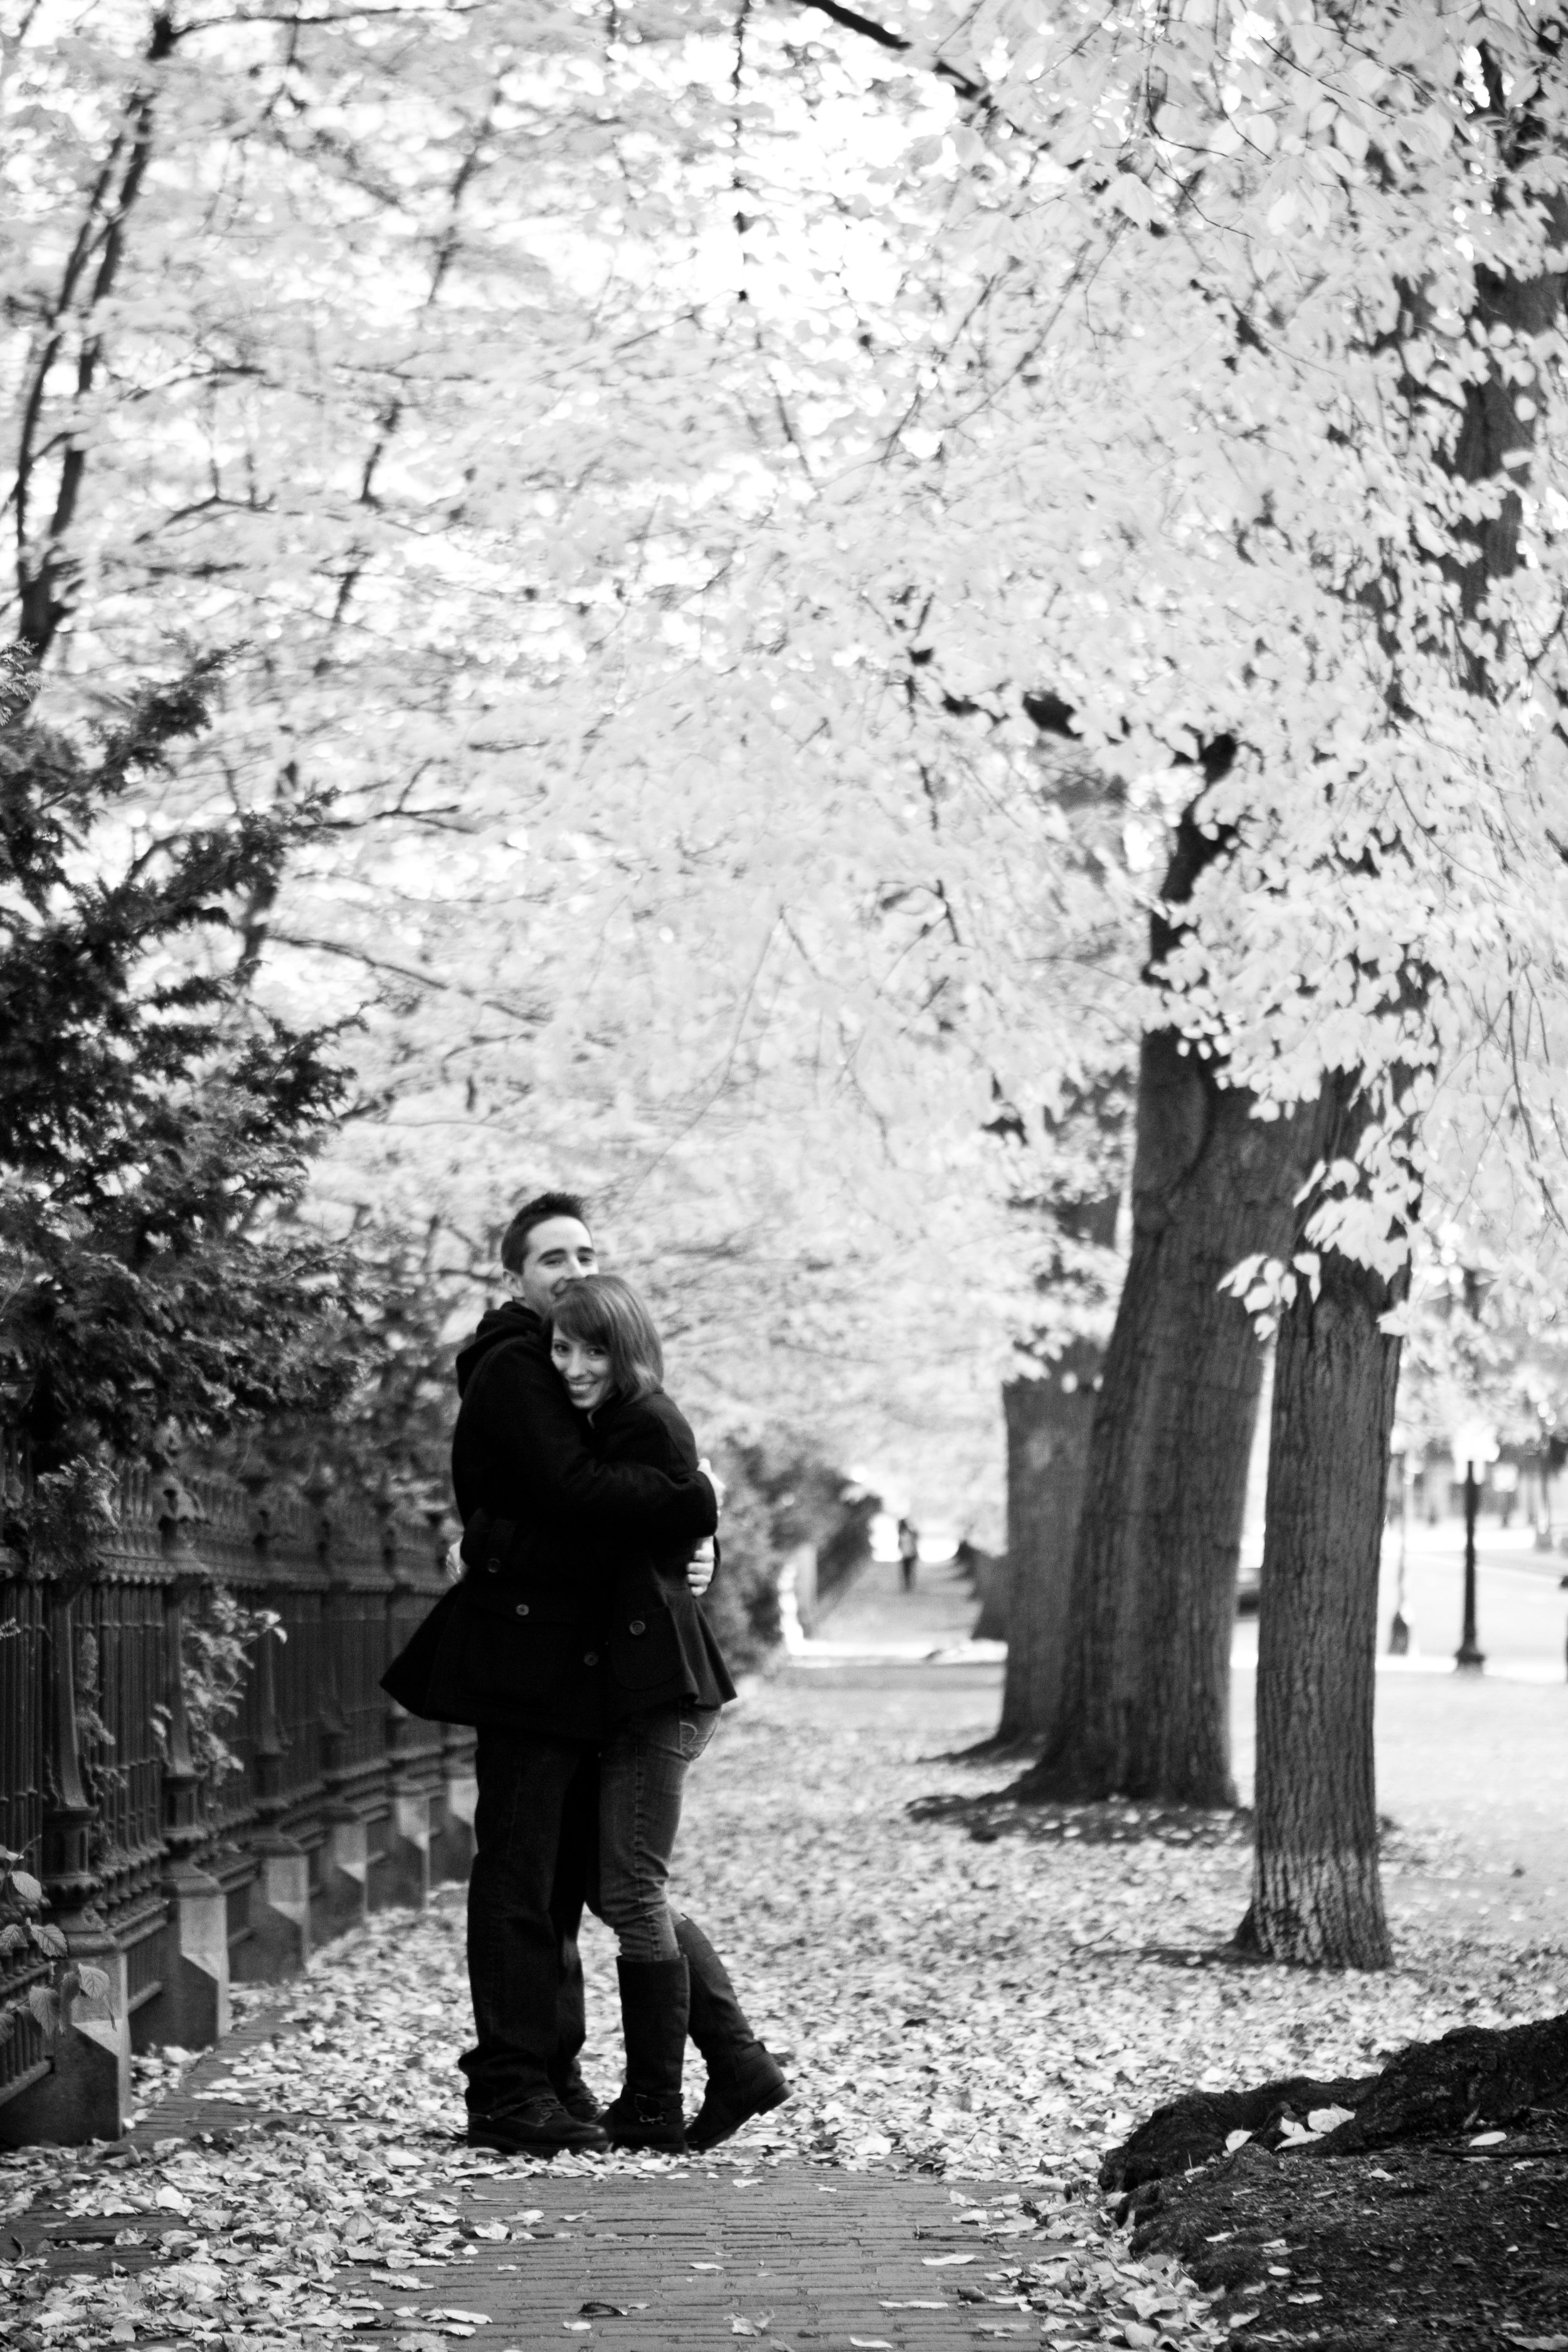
[1229,152,1566,1966]
[1012,1027,1323,1806]
[994,1342,1100,1744]
[1237,1083,1402,1968]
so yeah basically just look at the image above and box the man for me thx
[385,1191,787,2156]
[897,1515,919,1594]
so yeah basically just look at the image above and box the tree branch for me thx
[787,0,985,101]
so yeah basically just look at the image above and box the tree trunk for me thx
[1237,1205,1402,1968]
[1012,1032,1323,1806]
[1229,151,1567,1969]
[995,1341,1101,1744]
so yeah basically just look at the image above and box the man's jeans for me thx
[460,1731,596,2118]
[596,1704,719,1961]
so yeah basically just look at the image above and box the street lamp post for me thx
[1389,1426,1411,1655]
[1449,1420,1495,1673]
[1456,1462,1485,1671]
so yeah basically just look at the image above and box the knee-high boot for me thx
[603,1956,690,2153]
[674,1914,790,2153]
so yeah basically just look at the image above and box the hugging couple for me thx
[384,1192,788,2158]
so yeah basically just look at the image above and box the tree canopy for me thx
[5,0,1567,1511]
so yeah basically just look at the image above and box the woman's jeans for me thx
[596,1703,719,1960]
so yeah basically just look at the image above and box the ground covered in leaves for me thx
[1125,2129,1568,2351]
[1,1675,1564,2351]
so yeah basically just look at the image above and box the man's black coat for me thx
[381,1303,721,1740]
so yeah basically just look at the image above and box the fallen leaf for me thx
[581,2303,628,2318]
[1469,2130,1507,2147]
[921,2251,977,2265]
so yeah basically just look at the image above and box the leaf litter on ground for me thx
[1,1702,1561,2351]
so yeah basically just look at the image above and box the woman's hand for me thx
[686,1539,716,1597]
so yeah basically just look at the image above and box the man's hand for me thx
[687,1538,716,1597]
[697,1456,726,1513]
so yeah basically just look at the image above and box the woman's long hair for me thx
[548,1274,664,1403]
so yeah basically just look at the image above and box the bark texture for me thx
[995,1342,1101,1744]
[1238,1088,1402,1966]
[1013,1019,1322,1803]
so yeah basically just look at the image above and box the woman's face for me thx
[551,1330,613,1411]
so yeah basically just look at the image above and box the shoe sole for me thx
[467,2127,610,2154]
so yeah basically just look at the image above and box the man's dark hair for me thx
[499,1190,592,1275]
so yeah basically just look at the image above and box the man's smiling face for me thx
[514,1216,597,1316]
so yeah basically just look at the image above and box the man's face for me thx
[514,1216,597,1316]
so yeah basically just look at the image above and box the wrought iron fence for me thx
[0,1447,474,2146]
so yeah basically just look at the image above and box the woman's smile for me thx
[551,1330,613,1410]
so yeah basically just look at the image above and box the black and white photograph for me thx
[1,2,1565,2348]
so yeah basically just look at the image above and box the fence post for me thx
[379,1487,432,1910]
[422,1508,475,1885]
[312,1466,369,1941]
[435,1719,478,1885]
[0,1582,127,2146]
[242,1468,310,1981]
[135,1449,230,2054]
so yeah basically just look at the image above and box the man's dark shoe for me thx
[603,2087,687,2153]
[467,2092,609,2154]
[686,2047,790,2153]
[553,2070,602,2126]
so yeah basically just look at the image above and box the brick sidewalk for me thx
[7,1971,1078,2352]
[335,2166,1046,2351]
[13,2122,1064,2351]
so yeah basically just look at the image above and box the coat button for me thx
[514,1602,529,1617]
[629,1619,646,1636]
[583,1650,599,1666]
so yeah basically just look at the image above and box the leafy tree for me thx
[0,650,356,1539]
[0,1,1101,1519]
[786,0,1568,1964]
[9,0,1568,1991]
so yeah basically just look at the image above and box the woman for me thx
[549,1273,788,2154]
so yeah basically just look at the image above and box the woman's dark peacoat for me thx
[585,1386,736,1728]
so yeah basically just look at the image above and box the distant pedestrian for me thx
[897,1515,919,1593]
